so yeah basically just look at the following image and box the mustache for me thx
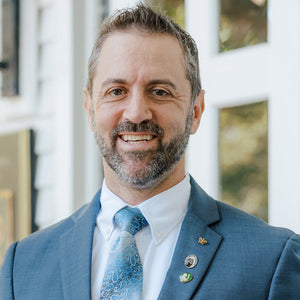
[111,120,164,139]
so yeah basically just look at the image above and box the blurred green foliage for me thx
[219,0,268,52]
[145,0,185,28]
[219,101,268,222]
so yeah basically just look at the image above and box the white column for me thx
[268,0,300,232]
[186,0,220,198]
[53,0,74,220]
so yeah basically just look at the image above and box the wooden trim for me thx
[0,189,14,265]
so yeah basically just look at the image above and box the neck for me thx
[103,159,186,205]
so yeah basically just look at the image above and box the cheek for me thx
[93,107,120,135]
[161,118,186,138]
[166,106,189,126]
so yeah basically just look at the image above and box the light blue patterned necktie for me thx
[100,206,148,300]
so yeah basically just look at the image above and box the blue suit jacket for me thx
[1,177,300,299]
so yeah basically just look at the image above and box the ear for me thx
[190,89,205,135]
[83,87,94,132]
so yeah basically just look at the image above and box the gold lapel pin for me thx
[198,237,208,245]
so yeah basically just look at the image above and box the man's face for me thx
[84,31,203,190]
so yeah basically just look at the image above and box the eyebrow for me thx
[100,78,177,90]
[148,79,176,90]
[101,78,128,88]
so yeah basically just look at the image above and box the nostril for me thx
[123,104,152,124]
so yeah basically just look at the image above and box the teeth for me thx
[121,134,154,143]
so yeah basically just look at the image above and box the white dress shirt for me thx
[91,174,191,300]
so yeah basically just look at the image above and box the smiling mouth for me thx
[120,134,156,144]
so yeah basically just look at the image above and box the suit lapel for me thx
[59,190,101,300]
[158,177,223,300]
[57,177,221,299]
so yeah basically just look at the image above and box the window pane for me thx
[219,0,268,52]
[144,0,185,29]
[219,101,268,222]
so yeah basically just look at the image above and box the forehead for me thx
[101,28,184,55]
[95,30,186,81]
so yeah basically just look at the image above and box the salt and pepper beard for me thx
[91,103,194,190]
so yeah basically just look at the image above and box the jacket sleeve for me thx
[0,242,18,300]
[268,233,300,299]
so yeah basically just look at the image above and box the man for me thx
[1,4,300,300]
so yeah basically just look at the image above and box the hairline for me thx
[87,27,197,104]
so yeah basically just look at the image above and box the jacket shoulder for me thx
[20,201,91,246]
[13,188,101,260]
[215,198,294,239]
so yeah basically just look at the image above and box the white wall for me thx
[0,0,75,228]
[268,0,300,231]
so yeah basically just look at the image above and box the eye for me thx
[151,89,170,97]
[110,88,124,96]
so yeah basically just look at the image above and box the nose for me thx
[122,91,152,124]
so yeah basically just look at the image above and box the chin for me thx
[117,164,173,191]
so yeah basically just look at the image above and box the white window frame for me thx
[186,0,300,233]
[0,0,37,131]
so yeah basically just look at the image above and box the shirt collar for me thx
[96,180,127,240]
[97,174,191,244]
[139,174,190,244]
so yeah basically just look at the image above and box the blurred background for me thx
[0,0,300,264]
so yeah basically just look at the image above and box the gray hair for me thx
[86,3,201,102]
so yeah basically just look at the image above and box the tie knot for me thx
[114,206,148,235]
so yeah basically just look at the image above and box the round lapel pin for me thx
[185,255,198,269]
[179,272,193,283]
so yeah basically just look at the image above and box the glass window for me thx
[144,0,185,29]
[219,101,268,222]
[219,0,268,52]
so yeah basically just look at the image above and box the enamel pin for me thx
[198,237,208,245]
[185,255,198,269]
[179,272,193,283]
